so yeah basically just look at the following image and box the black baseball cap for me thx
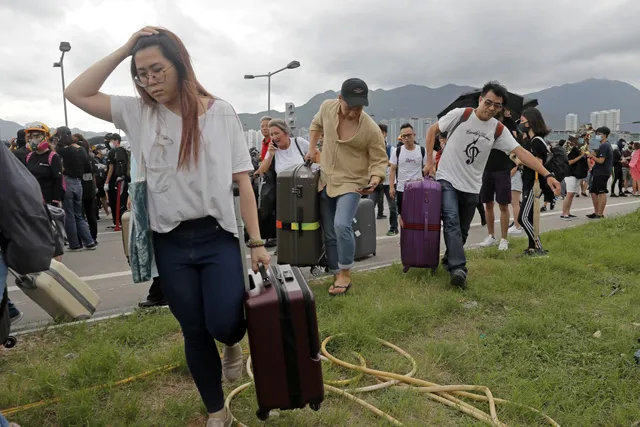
[56,126,72,137]
[341,78,369,107]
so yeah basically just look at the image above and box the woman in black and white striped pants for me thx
[517,108,551,255]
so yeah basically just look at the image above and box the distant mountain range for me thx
[0,118,110,141]
[3,79,640,139]
[237,78,640,133]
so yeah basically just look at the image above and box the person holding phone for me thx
[304,78,387,296]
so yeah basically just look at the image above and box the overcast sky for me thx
[1,0,639,133]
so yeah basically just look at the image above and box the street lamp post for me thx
[53,41,71,127]
[244,60,300,113]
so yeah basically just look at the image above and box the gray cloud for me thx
[1,0,640,132]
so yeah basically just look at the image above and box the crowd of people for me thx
[1,24,640,427]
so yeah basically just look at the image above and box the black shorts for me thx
[590,175,609,195]
[479,169,512,205]
[396,191,404,217]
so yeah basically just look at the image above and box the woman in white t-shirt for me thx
[256,119,310,176]
[64,27,270,427]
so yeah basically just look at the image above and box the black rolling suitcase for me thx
[276,163,324,266]
[353,198,377,259]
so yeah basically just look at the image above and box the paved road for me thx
[9,196,640,330]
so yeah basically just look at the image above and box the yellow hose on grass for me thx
[2,338,559,426]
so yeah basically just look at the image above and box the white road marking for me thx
[8,200,638,294]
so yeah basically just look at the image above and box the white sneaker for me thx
[206,406,233,427]
[498,239,509,251]
[222,343,243,382]
[480,236,498,247]
[508,225,523,236]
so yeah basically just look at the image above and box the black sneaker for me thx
[265,239,277,248]
[568,214,577,218]
[377,214,387,219]
[541,206,547,212]
[619,193,628,197]
[560,215,572,221]
[586,213,598,219]
[10,311,24,326]
[85,243,98,251]
[611,193,619,198]
[138,299,168,308]
[550,201,555,210]
[450,269,467,289]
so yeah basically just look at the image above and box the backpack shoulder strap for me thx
[494,122,504,140]
[447,107,474,140]
[420,146,426,165]
[26,152,33,163]
[395,146,402,163]
[47,151,56,165]
[293,137,304,158]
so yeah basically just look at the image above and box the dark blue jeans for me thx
[439,180,479,274]
[63,177,95,249]
[153,217,246,413]
[370,185,398,232]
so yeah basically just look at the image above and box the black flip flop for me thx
[329,283,352,297]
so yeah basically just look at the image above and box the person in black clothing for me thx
[12,129,29,165]
[55,126,97,251]
[586,126,613,218]
[561,136,588,220]
[93,145,111,219]
[517,108,550,256]
[106,134,129,229]
[76,135,99,241]
[610,139,625,197]
[24,123,64,205]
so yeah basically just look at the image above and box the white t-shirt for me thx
[390,144,425,192]
[436,108,519,193]
[264,137,310,175]
[111,96,253,236]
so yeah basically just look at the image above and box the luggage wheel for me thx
[256,409,270,421]
[309,403,321,411]
[372,251,376,257]
[3,336,17,349]
[431,268,437,275]
[402,265,409,273]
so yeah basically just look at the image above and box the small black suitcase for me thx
[353,198,377,259]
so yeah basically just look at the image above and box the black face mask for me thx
[518,122,529,134]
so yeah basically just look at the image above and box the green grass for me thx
[2,211,640,426]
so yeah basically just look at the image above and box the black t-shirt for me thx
[485,149,515,172]
[26,150,64,204]
[13,146,29,165]
[568,147,588,179]
[521,136,548,189]
[107,147,129,183]
[612,147,622,167]
[592,141,613,177]
[57,145,92,179]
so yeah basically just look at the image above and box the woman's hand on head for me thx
[123,26,161,55]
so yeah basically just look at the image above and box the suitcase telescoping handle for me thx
[233,183,270,295]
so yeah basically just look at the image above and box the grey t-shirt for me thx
[436,108,519,193]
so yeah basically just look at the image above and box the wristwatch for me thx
[543,172,556,181]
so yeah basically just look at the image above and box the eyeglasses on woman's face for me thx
[134,64,175,88]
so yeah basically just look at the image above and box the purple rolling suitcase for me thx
[400,177,442,273]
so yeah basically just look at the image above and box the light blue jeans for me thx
[63,177,95,250]
[319,189,361,273]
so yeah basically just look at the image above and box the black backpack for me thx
[113,148,129,178]
[538,137,569,182]
[0,144,55,274]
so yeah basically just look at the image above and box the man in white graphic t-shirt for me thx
[390,123,425,226]
[424,81,561,288]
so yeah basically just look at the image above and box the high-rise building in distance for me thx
[565,114,578,132]
[589,110,621,131]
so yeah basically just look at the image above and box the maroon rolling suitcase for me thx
[233,184,324,421]
[400,177,442,273]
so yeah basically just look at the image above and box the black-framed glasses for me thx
[400,133,414,139]
[483,99,503,110]
[134,64,174,88]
